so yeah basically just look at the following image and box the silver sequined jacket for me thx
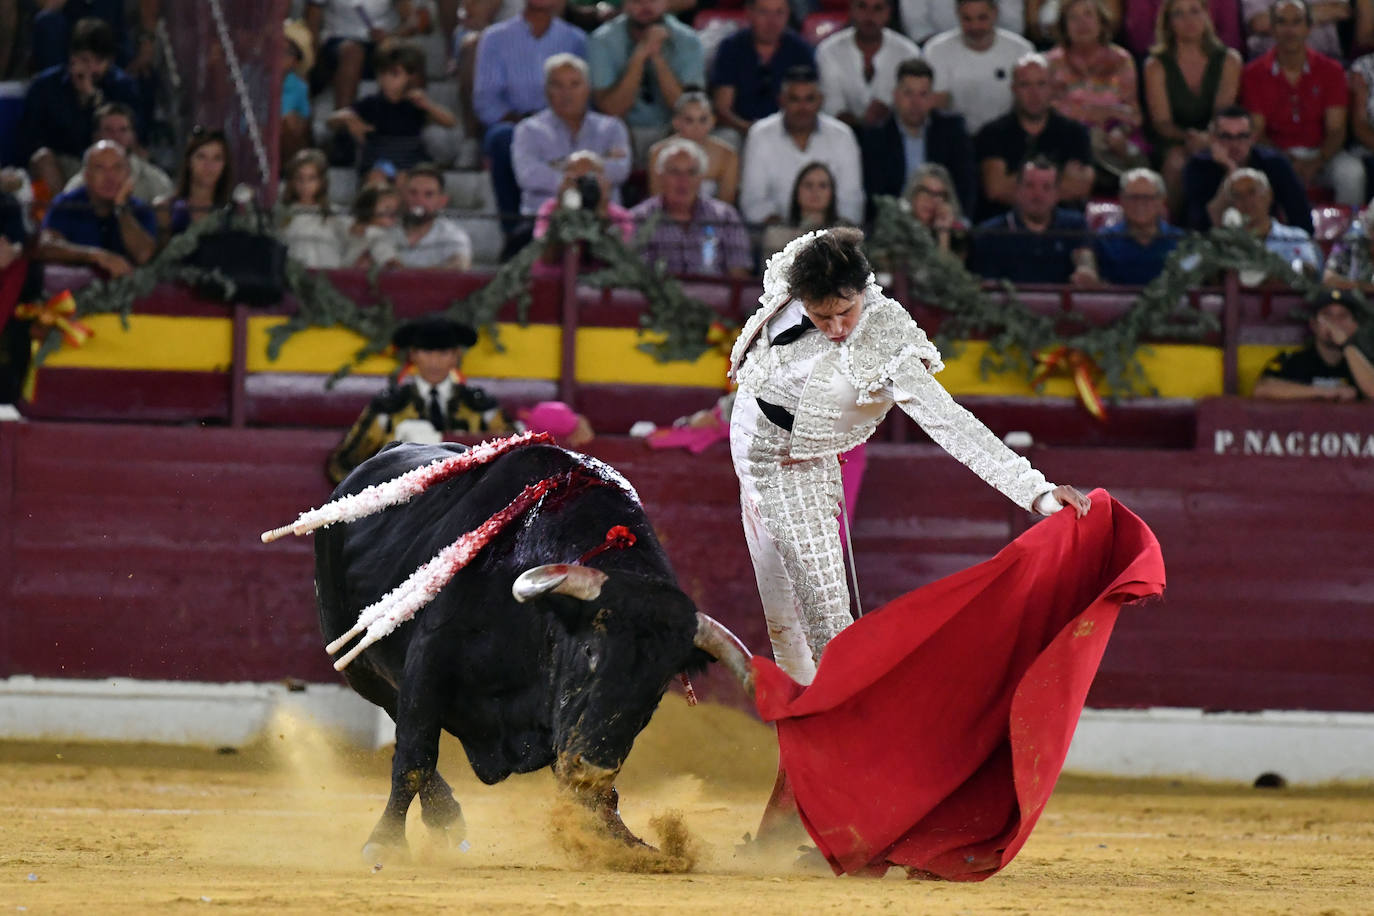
[730,284,1055,514]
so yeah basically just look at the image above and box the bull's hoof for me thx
[600,810,651,849]
[362,839,410,867]
[426,818,468,850]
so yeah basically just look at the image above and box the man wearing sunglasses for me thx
[1181,104,1312,233]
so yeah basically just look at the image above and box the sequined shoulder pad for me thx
[837,292,944,405]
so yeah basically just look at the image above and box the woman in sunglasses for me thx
[903,162,969,260]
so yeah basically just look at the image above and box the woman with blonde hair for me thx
[903,163,969,260]
[1143,0,1242,214]
[1044,0,1146,190]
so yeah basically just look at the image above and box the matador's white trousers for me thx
[730,397,852,686]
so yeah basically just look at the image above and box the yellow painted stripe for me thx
[43,315,234,371]
[575,327,730,387]
[243,318,564,379]
[36,313,1296,399]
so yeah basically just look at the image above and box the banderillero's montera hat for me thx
[392,314,478,351]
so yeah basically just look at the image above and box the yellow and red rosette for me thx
[14,290,94,401]
[16,290,93,348]
[1031,345,1107,421]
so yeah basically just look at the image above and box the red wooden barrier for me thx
[3,420,1371,713]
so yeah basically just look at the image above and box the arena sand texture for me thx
[2,699,1372,915]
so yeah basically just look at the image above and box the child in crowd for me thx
[327,43,457,174]
[363,158,400,190]
[340,184,402,269]
[647,89,739,205]
[279,148,344,268]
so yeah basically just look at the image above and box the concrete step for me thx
[444,169,495,213]
[457,215,504,266]
[327,167,358,207]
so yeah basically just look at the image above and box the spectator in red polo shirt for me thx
[1238,0,1363,206]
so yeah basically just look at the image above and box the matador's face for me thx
[802,290,864,344]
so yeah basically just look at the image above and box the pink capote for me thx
[751,490,1166,880]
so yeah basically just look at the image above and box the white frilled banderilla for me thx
[260,432,561,670]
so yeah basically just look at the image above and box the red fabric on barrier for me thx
[752,490,1165,880]
[0,256,26,333]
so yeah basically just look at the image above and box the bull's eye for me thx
[583,644,600,673]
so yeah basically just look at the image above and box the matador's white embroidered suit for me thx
[729,236,1061,685]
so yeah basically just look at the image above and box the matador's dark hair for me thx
[786,227,870,303]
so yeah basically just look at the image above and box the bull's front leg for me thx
[364,660,461,861]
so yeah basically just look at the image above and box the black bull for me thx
[315,441,752,857]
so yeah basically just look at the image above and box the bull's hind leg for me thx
[418,770,466,847]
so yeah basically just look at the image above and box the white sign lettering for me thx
[1213,429,1374,457]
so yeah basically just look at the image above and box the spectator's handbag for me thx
[182,206,288,306]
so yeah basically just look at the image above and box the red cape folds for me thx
[751,489,1165,880]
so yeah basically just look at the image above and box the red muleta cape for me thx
[751,489,1165,880]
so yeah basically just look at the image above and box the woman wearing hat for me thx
[326,315,512,483]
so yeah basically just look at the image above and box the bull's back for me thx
[312,440,668,673]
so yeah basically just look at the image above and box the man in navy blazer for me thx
[859,58,976,220]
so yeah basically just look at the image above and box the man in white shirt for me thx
[920,0,1032,134]
[63,102,172,205]
[739,65,865,225]
[816,0,922,130]
[901,0,1023,43]
[391,163,474,269]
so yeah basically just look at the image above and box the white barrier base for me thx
[0,676,392,749]
[2,678,1372,784]
[1068,707,1374,784]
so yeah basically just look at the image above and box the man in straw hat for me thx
[282,19,316,166]
[327,314,512,483]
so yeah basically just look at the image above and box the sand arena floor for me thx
[2,700,1373,915]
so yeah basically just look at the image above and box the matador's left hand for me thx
[1051,485,1091,518]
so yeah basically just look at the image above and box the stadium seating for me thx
[802,12,848,45]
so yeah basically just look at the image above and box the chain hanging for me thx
[206,0,272,185]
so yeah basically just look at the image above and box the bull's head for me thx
[512,563,752,805]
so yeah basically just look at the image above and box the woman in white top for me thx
[729,228,1091,684]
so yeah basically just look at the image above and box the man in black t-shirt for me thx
[973,53,1092,221]
[326,44,458,173]
[1254,290,1374,402]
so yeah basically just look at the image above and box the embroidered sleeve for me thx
[888,362,1055,513]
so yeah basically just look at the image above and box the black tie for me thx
[427,388,445,430]
[771,316,814,347]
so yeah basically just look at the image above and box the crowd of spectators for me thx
[10,0,1374,295]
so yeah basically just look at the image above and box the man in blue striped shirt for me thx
[475,0,588,237]
[509,54,632,253]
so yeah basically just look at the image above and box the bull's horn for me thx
[694,613,754,696]
[512,564,608,603]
